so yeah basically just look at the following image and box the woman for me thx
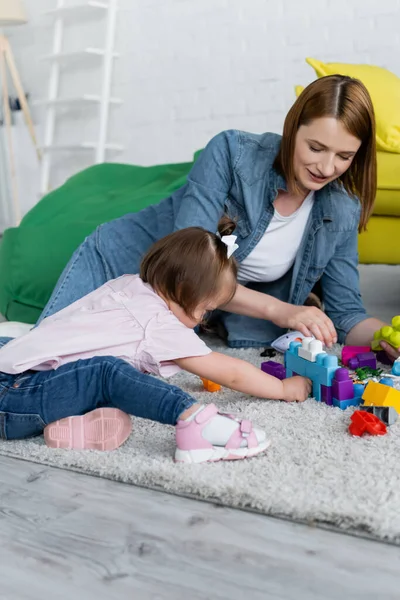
[37,75,397,359]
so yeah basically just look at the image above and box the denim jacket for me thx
[166,129,367,345]
[46,129,368,348]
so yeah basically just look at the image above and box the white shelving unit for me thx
[39,0,123,195]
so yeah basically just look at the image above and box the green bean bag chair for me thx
[0,158,197,324]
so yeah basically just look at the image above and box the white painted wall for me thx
[1,0,400,224]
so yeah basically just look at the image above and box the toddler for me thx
[0,225,311,463]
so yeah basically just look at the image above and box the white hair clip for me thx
[220,234,239,259]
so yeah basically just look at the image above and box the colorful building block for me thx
[371,316,400,351]
[261,360,286,380]
[321,384,332,406]
[348,352,377,370]
[362,381,400,413]
[360,405,398,426]
[353,383,365,397]
[341,345,370,367]
[392,358,400,376]
[379,377,394,387]
[349,411,387,436]
[376,350,393,366]
[201,378,221,392]
[285,340,339,401]
[332,368,354,401]
[333,397,362,410]
[297,338,324,362]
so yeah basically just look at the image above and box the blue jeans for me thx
[0,352,196,441]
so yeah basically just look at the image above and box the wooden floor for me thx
[0,456,399,599]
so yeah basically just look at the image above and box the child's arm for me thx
[175,352,311,402]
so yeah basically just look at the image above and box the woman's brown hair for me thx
[274,75,377,232]
[140,221,238,318]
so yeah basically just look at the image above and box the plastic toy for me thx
[371,316,400,351]
[362,381,400,413]
[298,337,324,362]
[348,352,377,370]
[271,331,309,353]
[392,358,400,376]
[332,368,355,400]
[331,369,363,410]
[201,378,221,392]
[261,360,286,380]
[349,411,387,436]
[341,345,370,367]
[260,348,277,358]
[354,366,383,381]
[379,377,394,387]
[376,350,393,366]
[360,405,398,426]
[285,340,338,401]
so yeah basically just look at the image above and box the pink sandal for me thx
[44,407,132,451]
[175,403,271,463]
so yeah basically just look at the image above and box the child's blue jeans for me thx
[0,338,196,440]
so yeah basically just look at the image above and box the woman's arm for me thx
[222,284,337,347]
[175,352,311,402]
[173,131,236,232]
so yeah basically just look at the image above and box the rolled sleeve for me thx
[173,130,239,232]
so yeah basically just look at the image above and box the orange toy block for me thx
[371,315,400,351]
[362,381,400,413]
[201,378,221,392]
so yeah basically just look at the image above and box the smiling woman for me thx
[31,74,396,365]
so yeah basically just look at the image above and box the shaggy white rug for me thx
[0,337,399,544]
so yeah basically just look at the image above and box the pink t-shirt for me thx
[0,275,212,377]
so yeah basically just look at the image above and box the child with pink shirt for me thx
[0,224,311,463]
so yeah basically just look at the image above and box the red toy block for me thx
[341,346,370,367]
[349,410,387,437]
[332,368,354,401]
[261,360,286,380]
[348,352,377,370]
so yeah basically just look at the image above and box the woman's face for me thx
[293,117,361,194]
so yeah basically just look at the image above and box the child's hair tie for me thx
[220,235,239,259]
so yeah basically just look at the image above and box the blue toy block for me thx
[353,383,365,399]
[391,360,400,376]
[285,341,339,401]
[379,377,394,387]
[332,396,363,410]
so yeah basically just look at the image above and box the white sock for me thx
[185,405,264,448]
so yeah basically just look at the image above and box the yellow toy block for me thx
[201,378,221,392]
[371,315,400,351]
[362,381,400,413]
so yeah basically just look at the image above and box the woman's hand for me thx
[271,302,337,347]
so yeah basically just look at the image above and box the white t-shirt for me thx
[238,191,314,283]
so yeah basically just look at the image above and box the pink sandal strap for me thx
[194,403,218,424]
[176,404,258,452]
[225,418,258,450]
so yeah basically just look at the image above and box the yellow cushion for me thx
[303,58,400,153]
[377,151,400,190]
[374,152,400,216]
[358,216,400,264]
[374,189,400,217]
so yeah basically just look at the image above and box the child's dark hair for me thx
[140,217,237,318]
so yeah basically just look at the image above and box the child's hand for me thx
[282,376,312,402]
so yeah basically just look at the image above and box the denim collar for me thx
[268,160,334,224]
